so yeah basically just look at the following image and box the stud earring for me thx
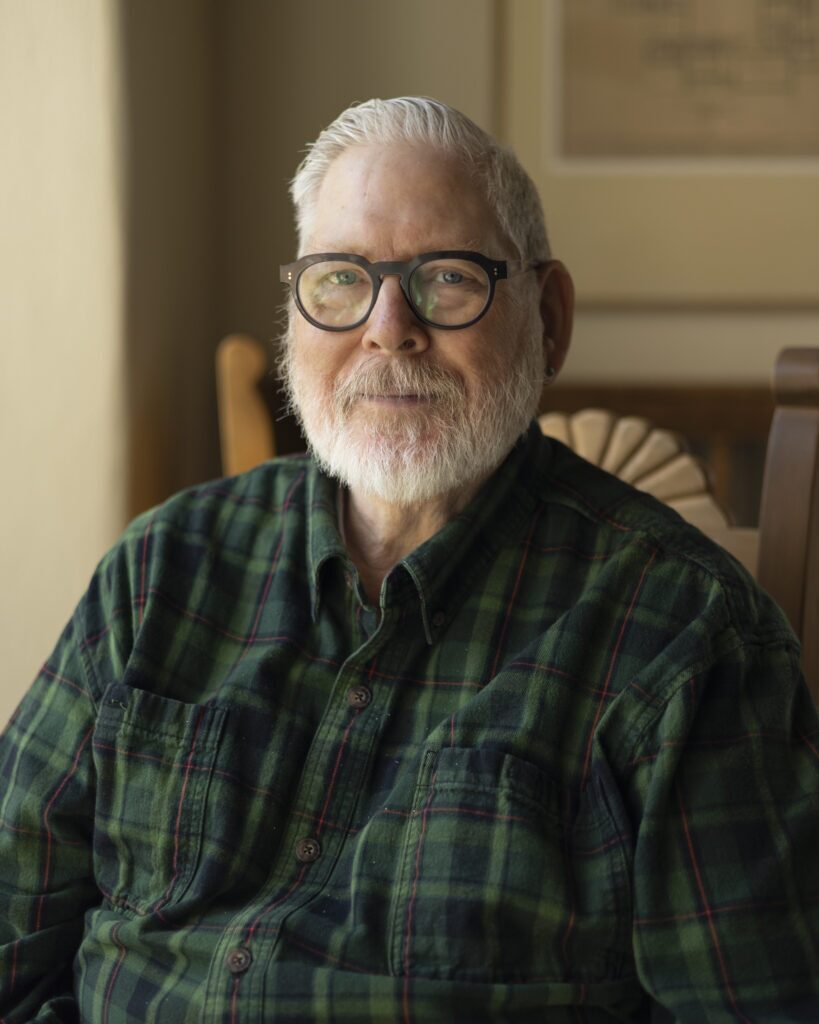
[544,366,557,385]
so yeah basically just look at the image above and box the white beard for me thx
[279,329,544,506]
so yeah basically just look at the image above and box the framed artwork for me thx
[499,0,819,307]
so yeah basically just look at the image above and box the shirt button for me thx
[431,610,446,628]
[295,836,322,863]
[226,946,252,975]
[346,684,372,709]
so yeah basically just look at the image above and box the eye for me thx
[328,269,360,286]
[422,264,483,288]
[438,269,464,285]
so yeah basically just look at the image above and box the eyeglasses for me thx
[279,251,541,332]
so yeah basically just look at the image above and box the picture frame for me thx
[498,0,819,308]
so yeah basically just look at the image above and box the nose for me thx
[360,275,430,355]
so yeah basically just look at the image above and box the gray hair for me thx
[290,96,551,261]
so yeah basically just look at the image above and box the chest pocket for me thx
[91,682,227,914]
[389,746,633,985]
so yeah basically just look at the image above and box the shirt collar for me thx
[306,423,554,641]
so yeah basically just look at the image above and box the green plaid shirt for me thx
[2,425,818,1023]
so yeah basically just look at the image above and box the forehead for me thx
[305,143,508,258]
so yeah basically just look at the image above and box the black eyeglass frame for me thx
[279,250,542,332]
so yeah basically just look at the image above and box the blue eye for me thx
[440,270,464,284]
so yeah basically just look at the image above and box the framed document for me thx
[564,0,819,158]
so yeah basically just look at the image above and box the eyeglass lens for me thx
[297,258,491,329]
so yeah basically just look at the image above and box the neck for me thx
[340,477,486,605]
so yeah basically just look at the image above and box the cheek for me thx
[421,346,499,405]
[290,329,356,388]
[459,323,541,395]
[445,324,520,392]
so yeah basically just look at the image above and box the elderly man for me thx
[2,97,817,1023]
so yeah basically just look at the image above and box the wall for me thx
[0,0,126,723]
[564,308,819,383]
[118,0,219,513]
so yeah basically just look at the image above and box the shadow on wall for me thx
[117,0,221,516]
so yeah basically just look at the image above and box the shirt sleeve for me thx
[629,635,819,1021]
[0,604,101,1022]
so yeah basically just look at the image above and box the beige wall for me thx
[563,309,819,384]
[0,0,126,722]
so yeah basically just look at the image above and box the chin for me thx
[285,335,544,505]
[305,408,523,506]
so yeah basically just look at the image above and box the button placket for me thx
[211,608,402,994]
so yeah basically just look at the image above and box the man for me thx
[1,97,817,1022]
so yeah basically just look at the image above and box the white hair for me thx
[290,96,551,261]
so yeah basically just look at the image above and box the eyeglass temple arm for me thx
[505,259,545,277]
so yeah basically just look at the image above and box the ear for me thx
[536,260,574,375]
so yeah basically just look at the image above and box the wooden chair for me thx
[536,408,753,563]
[215,335,819,699]
[756,349,819,690]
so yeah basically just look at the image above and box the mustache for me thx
[333,358,465,412]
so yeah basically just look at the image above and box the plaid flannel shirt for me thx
[2,424,818,1023]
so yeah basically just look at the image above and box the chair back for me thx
[757,349,819,688]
